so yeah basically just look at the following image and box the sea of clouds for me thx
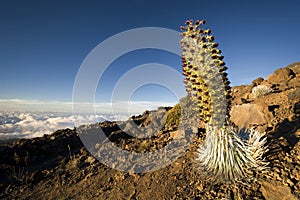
[0,99,177,140]
[0,111,130,140]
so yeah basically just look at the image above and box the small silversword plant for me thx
[251,85,272,98]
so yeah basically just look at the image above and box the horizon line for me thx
[0,98,178,114]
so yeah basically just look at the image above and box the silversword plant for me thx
[251,85,272,98]
[180,19,268,182]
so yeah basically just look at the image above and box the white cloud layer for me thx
[0,111,131,140]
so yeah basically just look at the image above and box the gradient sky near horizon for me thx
[1,0,300,112]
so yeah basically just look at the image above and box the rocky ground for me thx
[0,62,300,199]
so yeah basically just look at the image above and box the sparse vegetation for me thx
[163,96,198,130]
[139,140,150,151]
[8,166,25,182]
[163,103,181,129]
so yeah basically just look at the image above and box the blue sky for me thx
[0,0,300,112]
